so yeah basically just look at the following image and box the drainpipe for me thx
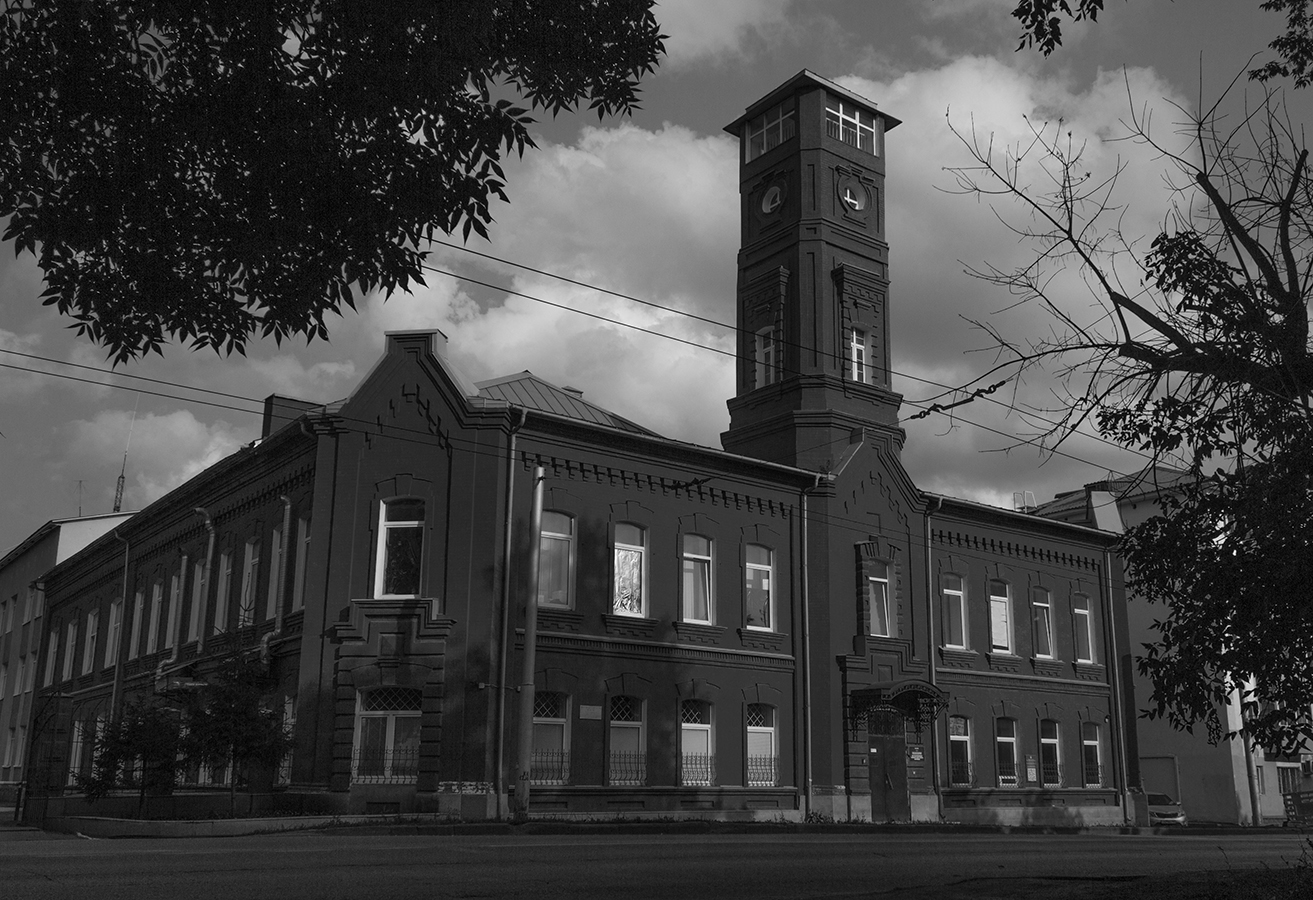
[926,495,944,821]
[493,407,527,819]
[194,508,216,655]
[109,530,131,721]
[1102,546,1133,824]
[261,496,292,664]
[800,474,821,819]
[511,467,546,821]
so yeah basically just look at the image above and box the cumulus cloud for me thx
[655,0,799,65]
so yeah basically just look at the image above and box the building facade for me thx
[23,72,1136,826]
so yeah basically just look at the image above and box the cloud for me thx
[655,0,805,65]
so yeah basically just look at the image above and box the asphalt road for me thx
[1,831,1309,900]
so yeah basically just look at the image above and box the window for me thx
[14,658,25,696]
[1081,722,1102,787]
[128,591,144,659]
[33,586,44,618]
[14,726,24,769]
[375,499,425,598]
[213,551,232,633]
[825,95,880,155]
[1039,719,1062,786]
[82,609,99,675]
[43,630,58,687]
[146,581,163,654]
[1073,595,1095,662]
[238,540,260,626]
[744,98,796,162]
[681,534,713,623]
[2,728,12,768]
[0,599,8,634]
[24,586,34,623]
[948,716,972,787]
[67,720,86,785]
[744,545,773,630]
[608,696,645,786]
[989,581,1012,653]
[24,654,35,693]
[612,523,646,617]
[292,515,310,612]
[531,691,570,786]
[0,664,7,698]
[164,569,181,649]
[1257,765,1266,794]
[537,511,574,608]
[680,699,714,786]
[942,574,966,648]
[849,328,869,383]
[62,621,77,681]
[755,328,779,387]
[266,525,283,620]
[746,704,778,787]
[996,718,1018,786]
[1031,588,1054,659]
[1278,764,1301,795]
[866,562,891,637]
[352,687,421,784]
[278,695,297,786]
[105,599,123,669]
[187,561,204,643]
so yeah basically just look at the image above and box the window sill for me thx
[986,652,1022,673]
[1031,657,1064,678]
[602,614,659,639]
[939,647,977,668]
[1073,661,1106,682]
[673,621,725,645]
[537,608,584,633]
[738,628,785,652]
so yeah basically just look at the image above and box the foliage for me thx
[78,699,181,804]
[1011,0,1105,56]
[0,1,665,362]
[947,82,1313,752]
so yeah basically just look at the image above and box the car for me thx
[1146,792,1188,826]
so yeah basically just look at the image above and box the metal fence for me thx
[681,754,715,787]
[949,760,974,788]
[746,755,778,787]
[352,747,419,784]
[608,752,646,787]
[530,749,570,786]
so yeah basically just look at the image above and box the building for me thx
[1038,468,1312,824]
[0,512,133,802]
[23,71,1136,827]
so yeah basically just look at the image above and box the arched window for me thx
[375,498,425,598]
[746,704,777,787]
[531,692,570,786]
[995,717,1018,787]
[608,696,645,786]
[948,715,972,787]
[680,699,714,786]
[1039,719,1062,786]
[353,687,422,784]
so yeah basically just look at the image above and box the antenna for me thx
[113,393,141,514]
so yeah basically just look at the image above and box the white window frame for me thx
[825,95,880,155]
[43,630,58,687]
[1031,588,1054,659]
[164,569,182,650]
[530,691,571,786]
[745,703,778,787]
[187,561,204,643]
[681,534,713,624]
[942,573,967,649]
[0,664,7,699]
[744,99,796,162]
[680,699,714,787]
[1081,722,1102,787]
[352,688,422,784]
[291,515,310,612]
[213,551,232,633]
[238,539,260,626]
[1073,594,1095,662]
[81,609,99,676]
[755,327,779,387]
[146,581,163,654]
[867,562,891,637]
[948,715,972,786]
[265,525,283,621]
[62,621,77,681]
[104,599,123,669]
[24,653,35,693]
[996,717,1019,787]
[607,695,646,787]
[67,720,86,785]
[1039,719,1062,786]
[13,658,24,697]
[128,591,144,660]
[989,580,1012,653]
[2,727,12,768]
[14,725,25,768]
[23,586,34,623]
[537,511,575,609]
[744,545,774,631]
[849,328,869,383]
[612,523,647,618]
[375,499,425,599]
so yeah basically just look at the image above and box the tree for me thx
[946,81,1313,753]
[78,699,182,814]
[0,1,665,362]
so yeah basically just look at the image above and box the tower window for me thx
[826,96,880,156]
[849,328,869,383]
[755,328,779,387]
[745,99,796,162]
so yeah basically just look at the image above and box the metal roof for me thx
[475,372,660,436]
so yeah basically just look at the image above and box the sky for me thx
[0,0,1303,553]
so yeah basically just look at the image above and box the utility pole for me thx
[511,467,545,822]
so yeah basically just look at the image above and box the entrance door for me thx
[868,708,910,822]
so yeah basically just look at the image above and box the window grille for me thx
[681,702,706,726]
[535,692,564,720]
[611,695,638,722]
[361,687,422,713]
[746,705,767,728]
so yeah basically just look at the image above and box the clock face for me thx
[761,185,784,214]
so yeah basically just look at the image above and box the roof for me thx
[1033,465,1195,521]
[0,512,137,573]
[475,372,661,437]
[724,69,903,136]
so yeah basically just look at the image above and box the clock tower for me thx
[720,71,904,470]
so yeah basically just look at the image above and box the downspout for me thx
[926,495,943,822]
[1102,546,1133,824]
[261,496,292,664]
[800,474,821,819]
[194,508,216,656]
[493,407,527,819]
[109,530,131,721]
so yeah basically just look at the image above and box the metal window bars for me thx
[997,761,1019,787]
[681,753,715,787]
[1041,761,1063,787]
[352,746,419,784]
[949,760,974,788]
[746,754,777,787]
[1083,762,1104,788]
[608,751,647,787]
[530,749,570,786]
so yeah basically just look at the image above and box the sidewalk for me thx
[0,805,73,841]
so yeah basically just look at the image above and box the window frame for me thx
[825,95,881,156]
[265,525,283,621]
[849,328,869,383]
[146,580,163,654]
[43,629,58,687]
[948,715,972,787]
[128,591,144,660]
[374,498,425,600]
[1073,594,1095,662]
[351,687,422,785]
[104,599,123,670]
[164,568,182,650]
[81,609,99,676]
[187,560,204,643]
[679,699,715,787]
[213,551,232,633]
[238,539,260,626]
[942,573,967,649]
[292,514,311,612]
[681,533,714,624]
[1039,719,1062,786]
[607,695,646,787]
[995,717,1019,787]
[1031,588,1054,659]
[531,691,571,786]
[612,522,647,618]
[988,580,1013,654]
[866,562,892,637]
[744,98,797,162]
[744,544,774,631]
[1081,722,1102,787]
[537,511,576,609]
[61,621,77,682]
[754,327,779,387]
[745,703,778,787]
[12,658,24,697]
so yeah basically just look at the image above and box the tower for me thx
[720,71,904,470]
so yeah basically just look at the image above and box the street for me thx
[1,831,1309,899]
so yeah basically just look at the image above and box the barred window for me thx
[609,696,645,787]
[353,687,421,784]
[531,691,569,786]
[746,703,777,787]
[680,699,714,786]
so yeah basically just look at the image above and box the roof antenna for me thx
[113,393,141,514]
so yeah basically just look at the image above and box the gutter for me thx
[926,495,944,821]
[1102,546,1133,824]
[799,473,823,819]
[493,406,527,819]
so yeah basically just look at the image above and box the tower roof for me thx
[723,69,902,137]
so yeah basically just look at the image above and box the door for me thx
[868,708,911,821]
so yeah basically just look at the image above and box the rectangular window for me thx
[0,664,7,698]
[1081,722,1102,787]
[104,599,123,669]
[825,95,880,155]
[744,98,796,162]
[755,328,779,387]
[43,630,58,687]
[0,600,8,634]
[948,715,972,786]
[67,720,86,785]
[128,591,144,659]
[13,658,24,697]
[292,515,310,612]
[352,687,422,784]
[146,582,163,654]
[265,526,283,621]
[996,718,1018,787]
[537,511,574,608]
[608,696,646,787]
[2,728,12,768]
[612,523,646,617]
[187,561,204,643]
[867,563,891,637]
[531,692,570,786]
[746,704,778,787]
[681,534,713,623]
[849,328,868,383]
[989,581,1012,653]
[62,621,77,681]
[24,586,34,623]
[943,574,966,648]
[24,653,35,693]
[213,551,232,633]
[376,499,424,598]
[1039,719,1062,786]
[164,570,181,650]
[1073,595,1094,662]
[680,699,714,786]
[744,545,773,631]
[81,609,99,675]
[1032,588,1054,658]
[14,726,24,768]
[239,540,259,626]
